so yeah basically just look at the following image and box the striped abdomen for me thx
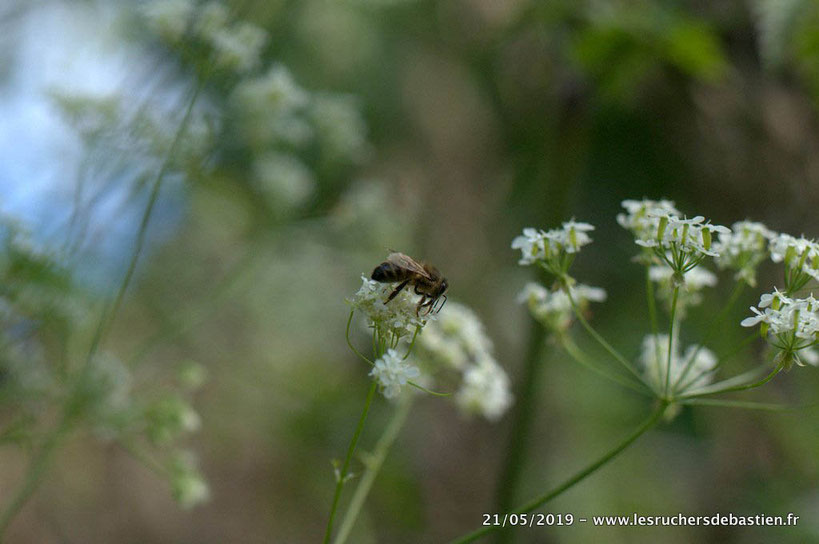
[371,262,414,283]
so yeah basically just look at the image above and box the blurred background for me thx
[0,0,818,542]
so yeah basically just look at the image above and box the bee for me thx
[371,252,448,316]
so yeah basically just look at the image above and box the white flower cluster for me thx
[616,199,681,242]
[511,221,594,274]
[347,275,426,340]
[741,290,819,366]
[769,233,819,289]
[369,349,421,399]
[456,360,513,422]
[639,334,717,394]
[517,282,607,332]
[252,152,315,210]
[141,0,267,73]
[416,303,513,421]
[649,265,717,313]
[713,221,775,286]
[618,199,730,271]
[310,93,369,164]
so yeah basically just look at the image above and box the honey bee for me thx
[371,252,448,316]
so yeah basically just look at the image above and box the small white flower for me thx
[617,199,681,242]
[713,221,775,286]
[456,357,513,421]
[370,349,420,399]
[769,233,819,287]
[310,93,369,163]
[511,228,547,265]
[511,221,595,274]
[742,290,819,354]
[170,452,210,509]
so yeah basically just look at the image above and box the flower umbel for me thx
[369,349,420,399]
[639,334,717,395]
[741,289,819,368]
[713,221,775,286]
[511,220,594,276]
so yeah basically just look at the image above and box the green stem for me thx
[492,319,546,537]
[684,332,758,389]
[664,286,680,398]
[323,382,378,544]
[565,285,648,387]
[678,398,799,411]
[333,395,413,544]
[646,267,662,393]
[677,364,782,400]
[673,282,744,393]
[559,335,651,396]
[449,402,668,544]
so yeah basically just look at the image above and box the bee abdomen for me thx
[371,262,407,283]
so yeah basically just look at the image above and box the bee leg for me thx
[385,279,410,304]
[415,296,428,317]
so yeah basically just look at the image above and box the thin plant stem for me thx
[323,381,378,544]
[646,267,662,393]
[559,335,652,396]
[673,282,744,393]
[684,332,759,388]
[333,395,414,544]
[449,401,668,544]
[664,286,680,398]
[564,286,648,387]
[677,363,782,400]
[346,310,374,365]
[492,319,547,535]
[678,398,802,411]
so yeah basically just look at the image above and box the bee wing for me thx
[386,252,431,279]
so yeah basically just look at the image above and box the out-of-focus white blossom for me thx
[639,334,716,394]
[456,358,513,421]
[417,303,492,370]
[208,22,267,73]
[649,264,717,313]
[369,349,420,399]
[170,452,210,509]
[253,153,315,210]
[517,282,606,332]
[713,221,775,286]
[141,0,195,43]
[310,93,369,163]
[414,302,513,420]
